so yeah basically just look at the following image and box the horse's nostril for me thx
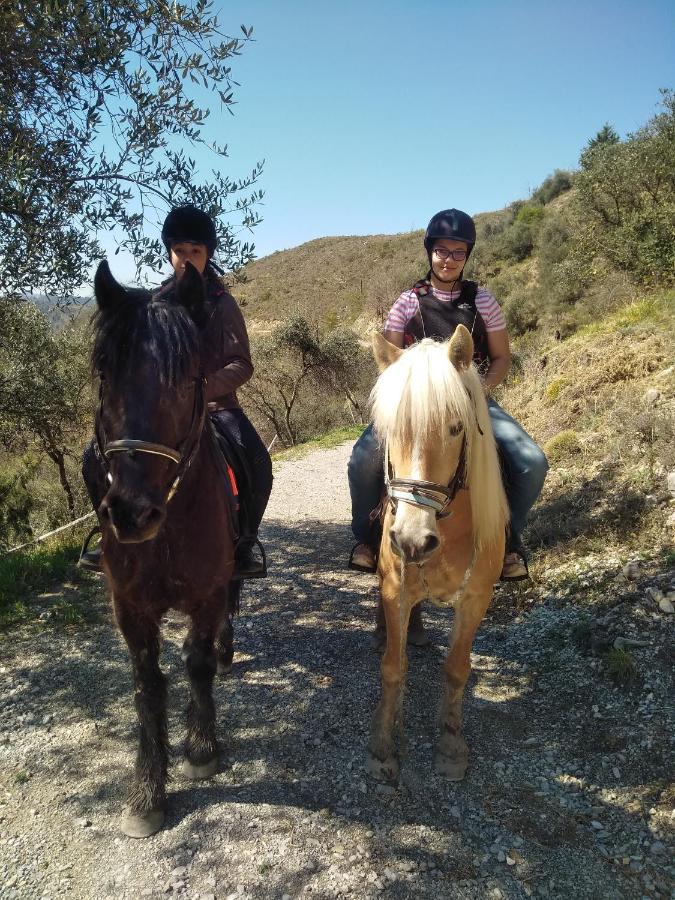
[422,534,440,556]
[144,507,163,525]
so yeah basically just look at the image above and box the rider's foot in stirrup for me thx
[349,543,376,573]
[78,527,104,573]
[233,540,267,580]
[500,550,529,582]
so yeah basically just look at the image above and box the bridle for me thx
[94,375,207,504]
[385,431,467,520]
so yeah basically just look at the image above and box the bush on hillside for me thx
[575,90,675,284]
[516,204,545,227]
[498,219,536,262]
[0,456,37,550]
[501,287,541,335]
[531,170,574,205]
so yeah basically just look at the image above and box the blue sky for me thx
[109,0,674,274]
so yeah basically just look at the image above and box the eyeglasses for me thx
[433,247,467,261]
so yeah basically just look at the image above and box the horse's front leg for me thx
[436,581,492,780]
[182,609,221,779]
[367,580,410,782]
[115,602,168,838]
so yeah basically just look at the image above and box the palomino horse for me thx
[367,326,508,782]
[88,261,238,837]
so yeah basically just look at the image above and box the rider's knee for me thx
[348,426,380,482]
[522,443,549,487]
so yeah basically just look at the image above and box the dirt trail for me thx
[0,442,673,900]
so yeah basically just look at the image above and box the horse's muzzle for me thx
[99,493,165,543]
[389,528,440,563]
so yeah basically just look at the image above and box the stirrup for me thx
[232,538,267,580]
[78,526,103,573]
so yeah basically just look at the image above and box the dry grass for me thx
[498,290,675,564]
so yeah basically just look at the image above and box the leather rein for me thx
[94,375,207,504]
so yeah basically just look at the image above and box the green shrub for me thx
[531,170,574,205]
[544,377,568,402]
[501,288,540,335]
[499,220,536,262]
[0,456,39,550]
[604,647,637,685]
[544,430,581,460]
[516,204,545,227]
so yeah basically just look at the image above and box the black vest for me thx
[405,279,490,368]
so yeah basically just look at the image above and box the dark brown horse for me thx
[89,260,238,837]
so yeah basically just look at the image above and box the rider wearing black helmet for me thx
[348,209,548,605]
[81,205,272,579]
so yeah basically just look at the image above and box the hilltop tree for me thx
[0,1,263,303]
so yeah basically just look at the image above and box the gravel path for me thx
[0,442,673,900]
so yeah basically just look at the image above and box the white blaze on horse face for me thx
[392,446,439,562]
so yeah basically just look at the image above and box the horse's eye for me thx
[449,422,464,436]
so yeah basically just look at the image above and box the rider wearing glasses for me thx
[348,208,548,591]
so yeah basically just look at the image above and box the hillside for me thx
[497,292,674,572]
[233,230,427,328]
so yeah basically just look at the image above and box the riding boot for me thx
[232,537,267,580]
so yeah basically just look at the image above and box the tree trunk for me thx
[48,448,76,517]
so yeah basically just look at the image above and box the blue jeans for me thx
[347,401,548,552]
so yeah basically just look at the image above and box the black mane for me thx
[92,287,200,388]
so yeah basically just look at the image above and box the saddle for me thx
[208,417,256,547]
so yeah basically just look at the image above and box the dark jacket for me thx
[154,271,253,410]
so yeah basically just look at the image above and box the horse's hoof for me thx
[407,628,430,648]
[217,657,233,676]
[120,807,165,838]
[182,756,218,780]
[370,629,386,654]
[434,751,468,781]
[366,751,399,783]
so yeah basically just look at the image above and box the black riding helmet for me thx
[424,208,476,262]
[161,205,218,258]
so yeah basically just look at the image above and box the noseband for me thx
[385,434,467,519]
[94,375,207,504]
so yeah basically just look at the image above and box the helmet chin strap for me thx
[429,263,465,290]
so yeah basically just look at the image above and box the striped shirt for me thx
[385,285,506,334]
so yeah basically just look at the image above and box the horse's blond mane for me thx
[370,339,508,549]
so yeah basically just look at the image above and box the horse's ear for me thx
[94,260,126,310]
[372,332,403,372]
[176,262,207,325]
[448,324,474,370]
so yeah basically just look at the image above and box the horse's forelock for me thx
[371,340,474,451]
[92,290,200,388]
